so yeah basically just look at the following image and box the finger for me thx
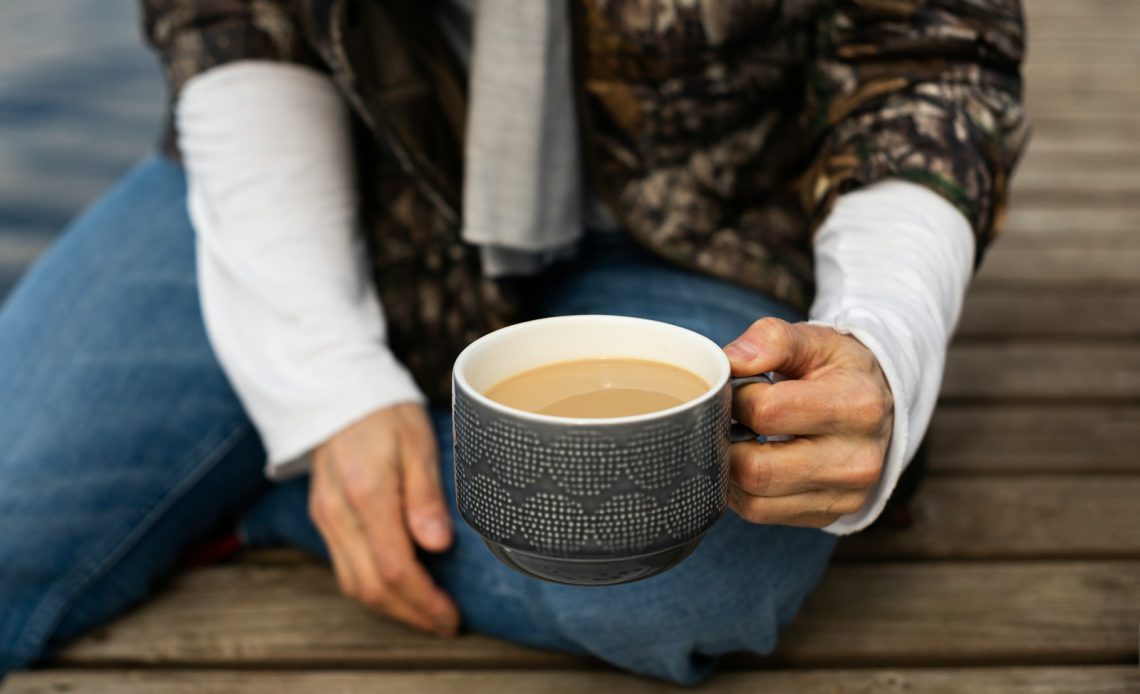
[733,379,838,436]
[326,535,361,601]
[339,455,460,635]
[397,406,453,552]
[728,485,869,527]
[723,318,841,378]
[729,437,884,497]
[310,454,361,597]
[733,373,888,437]
[325,456,447,634]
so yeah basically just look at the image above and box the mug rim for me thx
[452,314,731,427]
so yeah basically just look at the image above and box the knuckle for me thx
[838,495,868,515]
[819,396,844,428]
[742,393,777,430]
[357,584,386,608]
[878,379,895,414]
[378,561,408,588]
[848,449,884,489]
[849,388,888,431]
[739,457,771,496]
[751,317,790,348]
[344,482,375,510]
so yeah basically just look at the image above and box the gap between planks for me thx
[6,667,1140,694]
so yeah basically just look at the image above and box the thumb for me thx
[397,407,453,553]
[723,318,834,377]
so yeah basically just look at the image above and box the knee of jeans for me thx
[534,572,778,683]
[530,519,835,684]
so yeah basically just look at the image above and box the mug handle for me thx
[728,372,790,443]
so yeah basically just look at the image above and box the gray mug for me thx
[452,315,771,586]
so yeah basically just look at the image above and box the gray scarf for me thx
[454,0,583,277]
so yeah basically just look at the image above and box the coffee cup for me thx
[452,315,771,586]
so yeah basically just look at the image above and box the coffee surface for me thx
[483,357,709,418]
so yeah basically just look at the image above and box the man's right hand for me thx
[308,403,459,636]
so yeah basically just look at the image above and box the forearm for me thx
[178,61,423,478]
[809,179,974,534]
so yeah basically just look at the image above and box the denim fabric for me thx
[0,156,837,684]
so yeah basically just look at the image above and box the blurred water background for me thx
[0,0,163,300]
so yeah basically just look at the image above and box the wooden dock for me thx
[3,0,1139,691]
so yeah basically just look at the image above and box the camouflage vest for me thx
[145,0,1028,404]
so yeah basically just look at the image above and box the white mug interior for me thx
[453,315,731,424]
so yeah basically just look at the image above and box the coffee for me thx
[483,357,709,418]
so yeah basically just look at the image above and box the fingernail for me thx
[419,517,451,547]
[724,340,759,361]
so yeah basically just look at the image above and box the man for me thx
[0,0,1026,683]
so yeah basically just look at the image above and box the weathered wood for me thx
[837,475,1140,559]
[1010,150,1140,205]
[927,405,1140,473]
[1001,204,1140,247]
[7,667,1140,694]
[1029,42,1140,67]
[974,248,1140,288]
[957,289,1140,338]
[55,561,1140,668]
[55,562,586,669]
[941,344,1140,400]
[1026,90,1140,118]
[764,561,1140,667]
[236,475,1140,565]
[1027,116,1140,154]
[1025,63,1140,99]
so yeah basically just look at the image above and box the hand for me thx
[308,403,459,636]
[723,318,894,528]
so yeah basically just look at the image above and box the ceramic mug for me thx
[452,315,771,586]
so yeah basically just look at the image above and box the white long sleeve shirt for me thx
[178,63,424,480]
[178,62,973,532]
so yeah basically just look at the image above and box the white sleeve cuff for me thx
[809,179,974,534]
[257,348,425,480]
[179,61,425,480]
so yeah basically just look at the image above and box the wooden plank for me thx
[55,561,1140,668]
[957,288,1140,338]
[55,562,587,669]
[1024,63,1140,98]
[1000,204,1140,248]
[941,343,1140,400]
[1027,116,1140,155]
[7,668,1140,694]
[1026,0,1140,14]
[1026,90,1140,118]
[764,561,1140,666]
[236,474,1140,565]
[927,405,1140,473]
[1028,42,1140,66]
[974,248,1140,287]
[1011,150,1140,204]
[239,476,1140,564]
[837,475,1140,559]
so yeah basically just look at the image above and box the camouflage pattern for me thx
[143,0,1029,404]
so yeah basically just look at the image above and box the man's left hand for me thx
[723,318,894,528]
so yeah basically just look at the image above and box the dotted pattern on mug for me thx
[454,392,730,556]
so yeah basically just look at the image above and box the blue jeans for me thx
[0,156,836,684]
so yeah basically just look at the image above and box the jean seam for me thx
[8,423,254,668]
